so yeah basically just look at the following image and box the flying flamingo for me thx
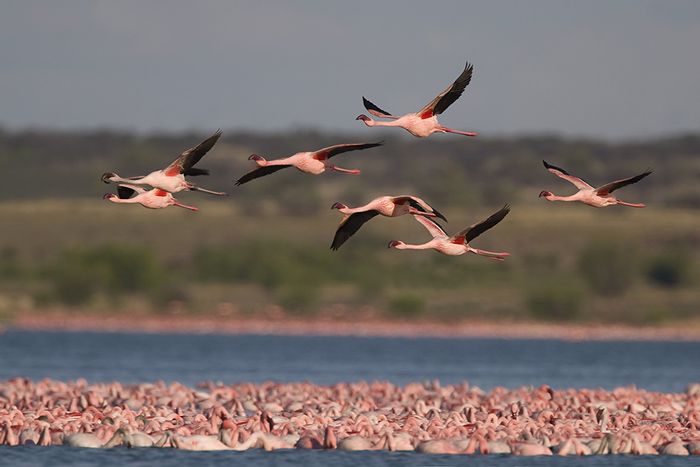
[388,205,511,260]
[103,184,198,211]
[330,195,447,250]
[102,130,226,195]
[235,142,382,186]
[539,160,651,208]
[355,62,477,138]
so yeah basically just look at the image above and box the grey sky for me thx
[1,0,699,139]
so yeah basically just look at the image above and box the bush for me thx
[388,294,426,318]
[275,282,319,313]
[577,240,636,296]
[646,250,692,287]
[47,245,166,305]
[526,279,585,321]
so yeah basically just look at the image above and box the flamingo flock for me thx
[1,379,698,456]
[102,60,652,259]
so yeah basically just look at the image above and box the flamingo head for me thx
[387,240,404,249]
[331,202,348,210]
[355,114,372,126]
[102,193,116,201]
[101,172,117,184]
[539,190,553,199]
[248,154,267,166]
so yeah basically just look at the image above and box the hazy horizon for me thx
[2,1,699,140]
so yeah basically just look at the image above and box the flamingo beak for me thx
[538,191,549,198]
[248,154,262,161]
[387,240,400,249]
[355,114,369,122]
[103,193,114,200]
[101,172,116,184]
[331,202,346,210]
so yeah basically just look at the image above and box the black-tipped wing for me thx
[393,195,448,223]
[596,171,652,196]
[183,168,209,176]
[165,129,222,175]
[362,97,396,119]
[330,210,380,250]
[455,205,510,243]
[418,62,473,118]
[235,165,291,186]
[316,142,383,159]
[543,160,592,190]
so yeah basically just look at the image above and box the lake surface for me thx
[1,330,699,466]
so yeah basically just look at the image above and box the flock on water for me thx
[102,60,652,259]
[1,379,698,456]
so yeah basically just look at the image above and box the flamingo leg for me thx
[407,207,436,217]
[471,248,510,261]
[616,200,646,208]
[440,127,478,137]
[329,165,361,175]
[173,201,199,211]
[189,185,228,196]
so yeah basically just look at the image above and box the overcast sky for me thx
[1,1,699,139]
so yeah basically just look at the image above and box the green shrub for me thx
[577,240,636,296]
[646,250,692,287]
[47,245,166,305]
[275,282,319,313]
[526,279,585,321]
[388,294,426,318]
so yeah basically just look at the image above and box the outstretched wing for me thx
[116,183,146,199]
[330,210,380,251]
[164,129,222,176]
[362,97,397,119]
[235,165,291,186]
[596,171,652,196]
[393,195,448,222]
[417,62,473,119]
[315,142,383,160]
[412,215,448,238]
[542,160,593,190]
[453,205,510,244]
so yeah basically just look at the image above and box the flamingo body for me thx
[356,62,478,138]
[539,160,651,208]
[389,205,511,260]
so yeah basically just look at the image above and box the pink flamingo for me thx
[539,160,651,208]
[356,62,477,138]
[388,205,511,260]
[102,130,225,195]
[103,184,198,211]
[330,195,447,250]
[235,142,382,185]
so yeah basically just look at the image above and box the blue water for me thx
[1,330,699,466]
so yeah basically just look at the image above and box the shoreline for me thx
[6,311,700,341]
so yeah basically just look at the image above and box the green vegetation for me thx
[0,129,698,324]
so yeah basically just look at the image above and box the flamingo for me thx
[539,160,651,208]
[388,205,511,260]
[103,184,198,211]
[355,62,477,138]
[330,195,447,250]
[235,142,382,186]
[101,130,226,195]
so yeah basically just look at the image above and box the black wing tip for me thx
[542,160,570,175]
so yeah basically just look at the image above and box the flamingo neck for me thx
[546,193,579,202]
[395,242,434,250]
[369,119,400,128]
[109,197,138,204]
